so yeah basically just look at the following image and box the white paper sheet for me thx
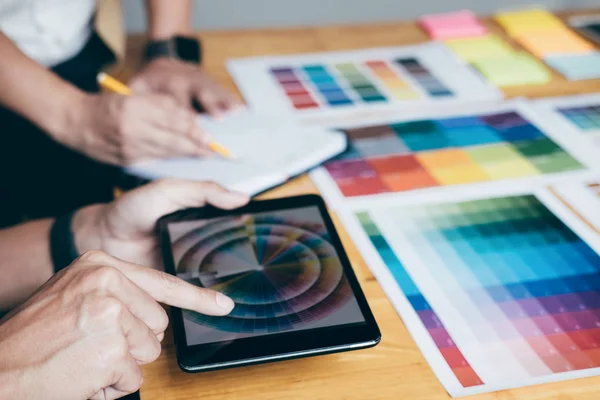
[329,175,600,396]
[125,110,347,196]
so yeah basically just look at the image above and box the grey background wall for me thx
[123,0,598,32]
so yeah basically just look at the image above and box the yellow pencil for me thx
[97,72,236,160]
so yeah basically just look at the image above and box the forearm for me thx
[0,220,53,311]
[0,204,106,311]
[146,0,193,39]
[0,33,86,141]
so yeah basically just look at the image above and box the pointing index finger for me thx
[111,258,235,316]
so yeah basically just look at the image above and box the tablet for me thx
[157,194,381,372]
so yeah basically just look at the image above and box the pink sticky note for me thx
[419,10,488,40]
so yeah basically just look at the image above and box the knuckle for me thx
[90,265,123,290]
[99,337,129,367]
[78,250,109,264]
[157,270,181,290]
[156,308,169,333]
[148,338,162,362]
[78,295,124,331]
[95,296,124,322]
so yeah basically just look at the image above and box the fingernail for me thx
[216,293,235,311]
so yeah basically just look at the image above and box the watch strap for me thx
[50,211,80,274]
[144,39,177,60]
[144,36,201,64]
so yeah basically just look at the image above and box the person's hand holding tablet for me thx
[0,251,234,400]
[73,179,249,268]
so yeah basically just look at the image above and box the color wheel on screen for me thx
[172,214,352,334]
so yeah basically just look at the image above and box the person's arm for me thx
[0,32,210,165]
[146,0,193,39]
[130,1,241,115]
[0,220,54,311]
[0,33,84,143]
[0,180,248,311]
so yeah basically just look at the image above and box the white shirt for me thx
[0,0,96,67]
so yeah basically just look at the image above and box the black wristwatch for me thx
[144,36,202,65]
[49,211,80,274]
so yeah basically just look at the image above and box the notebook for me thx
[125,110,347,196]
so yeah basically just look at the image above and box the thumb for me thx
[155,180,250,210]
[108,179,249,235]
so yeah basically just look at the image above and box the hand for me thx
[129,58,242,118]
[61,92,213,166]
[73,179,249,268]
[0,250,235,400]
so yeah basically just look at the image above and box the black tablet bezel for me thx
[157,194,381,372]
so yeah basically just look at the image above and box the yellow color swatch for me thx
[428,164,490,185]
[472,52,551,87]
[384,79,410,89]
[445,35,515,62]
[390,89,420,99]
[372,70,398,79]
[480,159,540,180]
[417,149,473,169]
[516,28,596,58]
[495,9,564,36]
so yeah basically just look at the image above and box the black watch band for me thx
[144,36,202,65]
[50,211,80,274]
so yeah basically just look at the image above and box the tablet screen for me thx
[167,206,367,346]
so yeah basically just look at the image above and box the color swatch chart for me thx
[354,192,600,395]
[269,58,452,110]
[357,211,484,390]
[323,107,584,198]
[227,43,502,118]
[495,9,600,81]
[558,105,600,132]
[532,95,600,148]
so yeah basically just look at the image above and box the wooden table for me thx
[125,11,600,400]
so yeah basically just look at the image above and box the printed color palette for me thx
[324,111,583,197]
[360,194,600,390]
[269,58,453,110]
[358,211,484,388]
[558,105,600,131]
[495,9,600,81]
[228,43,503,117]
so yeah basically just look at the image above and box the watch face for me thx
[176,37,201,63]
